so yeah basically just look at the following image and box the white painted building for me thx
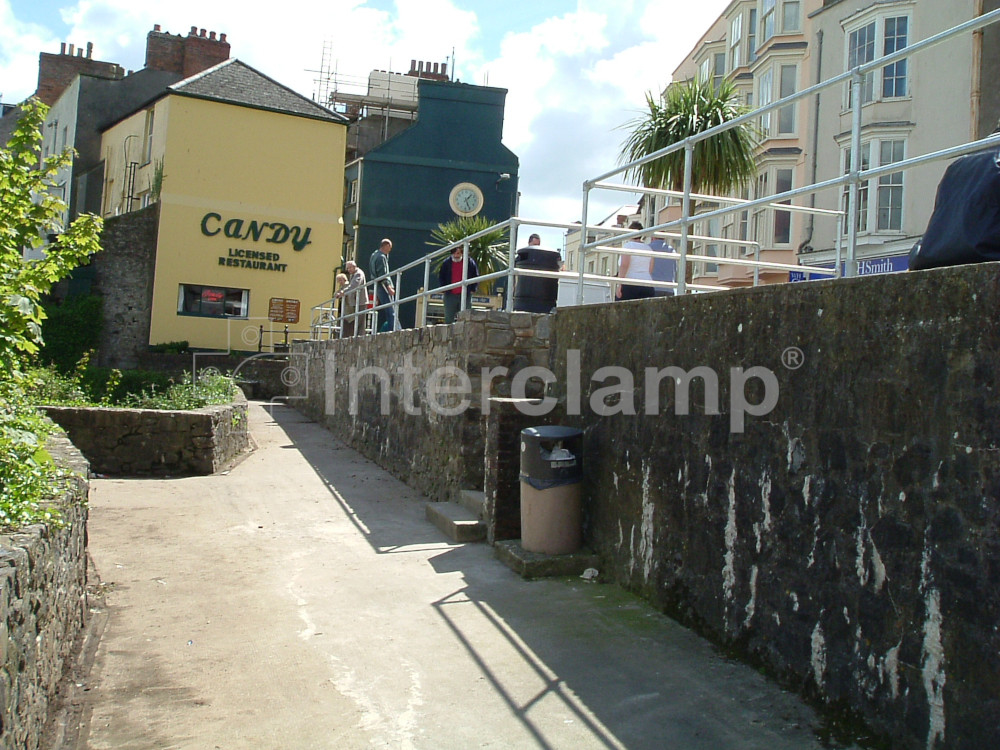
[661,0,999,286]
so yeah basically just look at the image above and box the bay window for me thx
[842,137,906,234]
[778,64,797,134]
[730,14,743,69]
[845,13,910,107]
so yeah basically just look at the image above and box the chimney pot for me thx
[77,48,83,56]
[220,33,227,43]
[68,43,75,56]
[209,31,216,40]
[60,42,66,54]
[410,59,417,72]
[433,63,439,74]
[87,41,93,58]
[154,24,161,32]
[190,26,197,35]
[442,62,448,77]
[200,28,206,37]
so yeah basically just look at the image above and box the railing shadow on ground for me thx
[265,402,848,750]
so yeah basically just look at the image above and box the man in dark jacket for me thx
[438,246,479,324]
[369,238,395,331]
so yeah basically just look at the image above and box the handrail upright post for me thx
[506,220,517,312]
[422,258,430,327]
[506,219,517,313]
[835,215,844,278]
[460,240,469,315]
[577,183,590,306]
[678,140,694,296]
[846,70,863,278]
[394,271,402,328]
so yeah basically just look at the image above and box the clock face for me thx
[449,182,484,217]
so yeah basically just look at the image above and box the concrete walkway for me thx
[68,401,843,749]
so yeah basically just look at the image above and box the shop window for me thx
[178,284,249,318]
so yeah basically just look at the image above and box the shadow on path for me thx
[270,402,846,750]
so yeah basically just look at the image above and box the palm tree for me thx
[428,216,509,293]
[619,77,757,195]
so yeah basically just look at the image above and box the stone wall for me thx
[135,352,294,401]
[482,398,552,543]
[0,430,89,749]
[93,204,159,369]
[42,391,249,476]
[291,310,550,501]
[546,262,1000,749]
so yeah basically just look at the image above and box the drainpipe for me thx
[972,0,984,139]
[798,29,823,255]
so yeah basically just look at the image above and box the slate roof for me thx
[168,59,346,124]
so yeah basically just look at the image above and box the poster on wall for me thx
[268,298,300,324]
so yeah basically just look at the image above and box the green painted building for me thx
[344,78,519,328]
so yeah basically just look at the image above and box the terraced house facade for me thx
[656,0,999,287]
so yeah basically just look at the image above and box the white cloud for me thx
[0,3,62,103]
[2,0,733,241]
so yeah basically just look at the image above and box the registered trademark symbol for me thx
[782,347,805,370]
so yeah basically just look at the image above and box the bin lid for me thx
[522,425,582,440]
[515,246,562,268]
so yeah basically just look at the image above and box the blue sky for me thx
[1,0,732,247]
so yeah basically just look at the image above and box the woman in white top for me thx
[615,221,655,300]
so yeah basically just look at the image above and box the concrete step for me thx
[425,501,486,543]
[494,540,601,580]
[459,489,486,519]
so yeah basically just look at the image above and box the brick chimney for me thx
[406,60,449,81]
[144,24,230,78]
[35,42,124,105]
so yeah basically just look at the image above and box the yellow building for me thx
[100,59,347,352]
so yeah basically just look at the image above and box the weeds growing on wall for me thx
[29,354,238,410]
[0,379,66,530]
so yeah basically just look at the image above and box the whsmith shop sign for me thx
[201,212,314,273]
[789,254,908,282]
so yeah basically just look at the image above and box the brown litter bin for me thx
[520,426,583,555]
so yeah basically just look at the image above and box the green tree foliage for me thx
[619,78,758,196]
[1,99,102,529]
[38,293,103,372]
[428,216,509,293]
[1,98,102,376]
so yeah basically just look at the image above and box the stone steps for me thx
[425,490,486,543]
[458,489,486,518]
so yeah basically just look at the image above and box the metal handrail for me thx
[581,8,1000,295]
[309,8,1000,338]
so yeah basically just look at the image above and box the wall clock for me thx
[449,182,484,217]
